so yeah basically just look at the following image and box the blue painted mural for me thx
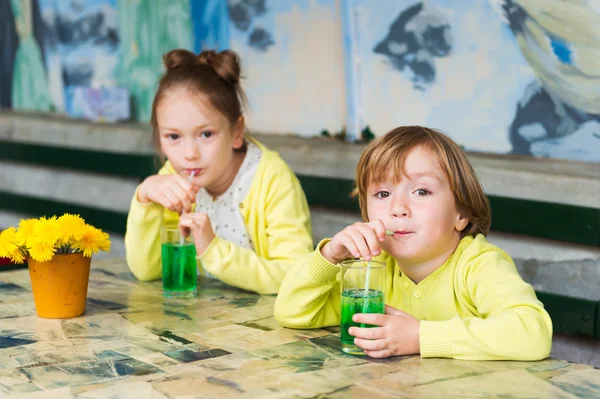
[0,0,598,162]
[39,0,120,116]
[3,0,195,121]
[356,0,600,161]
[373,2,452,91]
[498,0,600,159]
[228,0,274,52]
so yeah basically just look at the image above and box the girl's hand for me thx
[349,305,421,358]
[179,212,215,255]
[137,175,197,213]
[320,219,386,264]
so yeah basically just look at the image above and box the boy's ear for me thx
[455,213,469,232]
[232,115,245,149]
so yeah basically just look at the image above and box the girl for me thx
[274,126,552,360]
[125,49,313,294]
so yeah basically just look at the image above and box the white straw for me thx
[179,170,196,245]
[364,260,371,295]
[362,260,372,313]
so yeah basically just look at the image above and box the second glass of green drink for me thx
[161,227,198,298]
[340,259,386,355]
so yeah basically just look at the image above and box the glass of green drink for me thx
[161,227,197,298]
[340,259,386,355]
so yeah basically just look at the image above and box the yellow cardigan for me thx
[125,138,313,294]
[274,234,553,360]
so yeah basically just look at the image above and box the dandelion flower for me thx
[16,218,38,246]
[32,216,61,246]
[28,240,56,262]
[97,231,111,252]
[7,247,26,264]
[57,213,86,245]
[73,225,104,257]
[0,227,20,257]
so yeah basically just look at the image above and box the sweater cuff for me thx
[197,236,223,272]
[306,239,340,283]
[419,320,453,358]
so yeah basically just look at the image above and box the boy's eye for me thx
[414,188,430,196]
[200,131,213,138]
[374,191,391,199]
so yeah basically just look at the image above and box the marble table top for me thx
[0,259,599,398]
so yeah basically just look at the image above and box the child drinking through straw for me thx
[274,126,552,360]
[125,49,312,294]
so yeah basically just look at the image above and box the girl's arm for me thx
[274,243,342,328]
[125,164,182,281]
[197,169,314,295]
[420,250,553,361]
[125,190,181,281]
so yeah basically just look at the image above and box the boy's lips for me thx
[390,230,412,236]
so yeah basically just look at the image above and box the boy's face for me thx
[366,145,469,269]
[157,87,244,194]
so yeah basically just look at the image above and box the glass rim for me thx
[340,259,386,269]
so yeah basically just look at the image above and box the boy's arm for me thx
[198,172,313,295]
[274,241,342,328]
[419,251,553,361]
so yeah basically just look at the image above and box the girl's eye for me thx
[374,190,391,199]
[414,188,431,196]
[200,131,213,138]
[166,133,180,140]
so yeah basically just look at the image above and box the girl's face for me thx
[157,87,244,194]
[366,145,469,269]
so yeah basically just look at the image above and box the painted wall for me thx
[354,0,600,161]
[0,0,598,162]
[229,0,345,137]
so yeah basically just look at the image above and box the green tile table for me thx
[0,259,598,398]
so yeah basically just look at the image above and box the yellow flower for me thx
[16,218,38,246]
[97,231,111,252]
[57,213,86,245]
[32,216,62,246]
[7,247,26,264]
[0,227,20,257]
[28,240,56,262]
[73,225,105,257]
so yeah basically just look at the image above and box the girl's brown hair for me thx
[353,126,491,237]
[150,49,248,154]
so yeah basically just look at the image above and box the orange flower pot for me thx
[27,253,91,318]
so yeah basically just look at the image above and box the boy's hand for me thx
[137,175,198,213]
[179,213,216,255]
[349,305,421,358]
[320,220,386,264]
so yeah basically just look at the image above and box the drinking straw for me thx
[385,230,394,235]
[178,170,196,287]
[179,171,196,245]
[362,260,371,314]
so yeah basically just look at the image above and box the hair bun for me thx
[197,49,241,86]
[163,49,198,71]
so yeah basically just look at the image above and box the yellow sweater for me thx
[274,234,553,360]
[125,138,313,294]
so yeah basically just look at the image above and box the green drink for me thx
[340,260,386,355]
[161,239,197,298]
[340,289,385,352]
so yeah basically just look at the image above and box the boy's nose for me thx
[391,210,409,218]
[391,197,410,218]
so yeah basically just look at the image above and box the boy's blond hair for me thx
[353,126,491,237]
